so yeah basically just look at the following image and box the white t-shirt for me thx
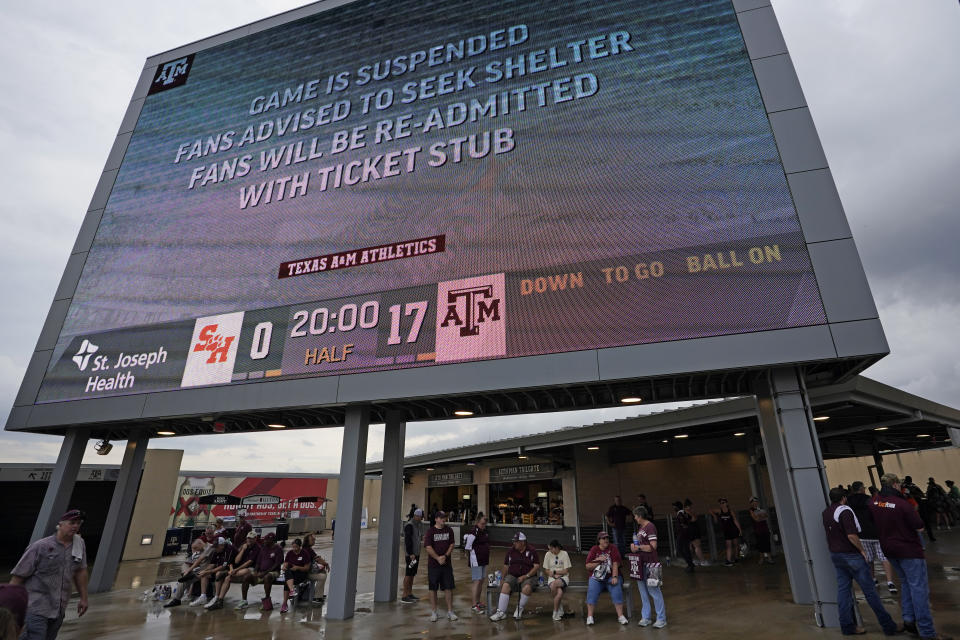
[542,550,572,583]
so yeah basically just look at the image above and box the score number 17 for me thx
[387,301,428,345]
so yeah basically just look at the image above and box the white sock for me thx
[498,593,510,612]
[518,594,529,610]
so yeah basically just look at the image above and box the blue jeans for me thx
[889,557,935,638]
[20,612,64,640]
[830,552,896,635]
[586,576,623,605]
[636,579,666,622]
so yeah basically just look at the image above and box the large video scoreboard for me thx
[36,0,832,404]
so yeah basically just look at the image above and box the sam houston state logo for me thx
[181,312,244,387]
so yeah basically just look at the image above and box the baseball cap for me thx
[597,531,610,542]
[216,537,227,545]
[414,508,424,517]
[246,531,257,539]
[264,532,276,542]
[512,532,527,542]
[59,509,85,522]
[0,584,28,629]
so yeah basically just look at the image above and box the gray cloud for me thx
[1,1,957,471]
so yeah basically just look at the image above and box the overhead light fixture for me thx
[426,467,435,471]
[466,461,476,466]
[661,440,669,443]
[453,410,474,416]
[94,439,113,456]
[733,432,746,437]
[267,423,286,429]
[916,434,930,438]
[674,434,689,439]
[587,446,600,451]
[157,431,175,436]
[813,416,830,422]
[874,426,889,431]
[518,455,528,459]
[620,396,642,404]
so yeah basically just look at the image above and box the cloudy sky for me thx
[0,1,957,473]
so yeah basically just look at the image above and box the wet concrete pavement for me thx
[51,528,960,639]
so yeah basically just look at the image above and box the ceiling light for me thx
[466,461,476,466]
[733,432,746,437]
[518,455,528,459]
[426,467,435,471]
[661,440,669,443]
[674,434,689,439]
[874,427,888,431]
[620,397,642,404]
[453,410,474,416]
[267,423,286,429]
[813,416,830,422]
[157,431,175,436]
[916,434,930,438]
[587,446,600,451]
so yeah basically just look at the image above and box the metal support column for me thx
[31,430,89,542]
[89,437,149,592]
[755,367,838,627]
[374,411,406,603]
[872,445,885,479]
[326,405,370,620]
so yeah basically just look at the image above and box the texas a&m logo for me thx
[148,54,195,95]
[193,324,235,364]
[435,274,506,363]
[181,312,244,387]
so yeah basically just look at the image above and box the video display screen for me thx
[37,0,826,403]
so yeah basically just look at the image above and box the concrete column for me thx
[31,430,89,542]
[755,367,837,627]
[326,405,370,620]
[89,437,149,592]
[374,411,406,603]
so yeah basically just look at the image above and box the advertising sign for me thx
[170,475,328,526]
[38,0,827,404]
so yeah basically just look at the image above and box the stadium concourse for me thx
[31,527,960,639]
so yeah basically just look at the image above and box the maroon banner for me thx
[278,235,445,279]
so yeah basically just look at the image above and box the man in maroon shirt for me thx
[423,511,458,622]
[232,511,252,547]
[821,488,898,636]
[871,474,950,640]
[241,533,282,610]
[489,532,540,621]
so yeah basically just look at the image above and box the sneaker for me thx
[765,557,776,564]
[163,598,182,608]
[888,582,898,595]
[653,619,668,629]
[203,597,219,610]
[903,621,918,636]
[513,607,523,620]
[447,611,458,621]
[401,596,416,604]
[619,615,629,625]
[280,603,289,613]
[553,610,562,621]
[207,599,224,610]
[724,561,734,567]
[189,595,208,606]
[470,604,482,614]
[586,615,595,626]
[410,594,420,600]
[489,610,507,622]
[235,600,249,610]
[638,618,652,627]
[289,588,298,600]
[700,560,712,567]
[429,610,438,622]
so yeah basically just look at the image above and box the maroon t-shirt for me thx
[822,504,859,553]
[284,549,312,569]
[256,544,283,572]
[423,526,454,568]
[586,545,622,572]
[231,543,257,568]
[503,544,539,577]
[233,521,252,547]
[870,490,925,559]
[636,521,659,564]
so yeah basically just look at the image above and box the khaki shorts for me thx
[245,571,279,585]
[503,574,537,593]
